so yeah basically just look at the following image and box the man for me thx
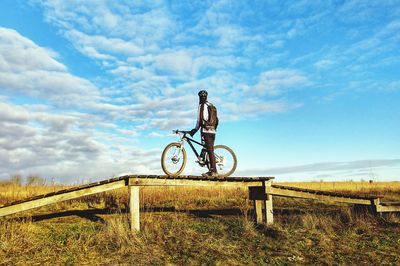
[190,90,218,177]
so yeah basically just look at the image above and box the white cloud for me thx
[0,27,65,72]
[0,27,101,107]
[252,69,310,95]
[152,50,194,78]
[38,0,175,47]
[0,99,161,182]
[314,59,335,70]
[65,29,144,59]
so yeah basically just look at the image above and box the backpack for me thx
[204,102,219,129]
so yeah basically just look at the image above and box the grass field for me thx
[0,181,399,265]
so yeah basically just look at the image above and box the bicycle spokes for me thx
[214,145,237,177]
[161,142,187,176]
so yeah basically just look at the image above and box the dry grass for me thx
[0,181,399,265]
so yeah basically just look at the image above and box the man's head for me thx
[198,90,208,104]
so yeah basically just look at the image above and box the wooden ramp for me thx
[270,184,379,205]
[268,184,400,213]
[1,175,399,232]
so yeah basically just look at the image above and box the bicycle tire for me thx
[161,142,187,177]
[214,145,237,178]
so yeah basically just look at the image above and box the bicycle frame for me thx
[178,132,205,159]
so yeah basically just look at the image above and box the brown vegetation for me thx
[0,181,399,265]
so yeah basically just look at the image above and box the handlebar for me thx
[172,129,190,135]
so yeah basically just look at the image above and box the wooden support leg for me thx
[373,198,381,213]
[129,186,140,232]
[249,183,274,225]
[265,180,274,225]
[254,200,263,224]
[265,193,273,225]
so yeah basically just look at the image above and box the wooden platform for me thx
[1,175,399,232]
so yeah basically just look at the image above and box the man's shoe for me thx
[201,171,220,179]
[210,172,218,177]
[201,171,213,177]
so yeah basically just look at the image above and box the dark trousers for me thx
[201,132,216,173]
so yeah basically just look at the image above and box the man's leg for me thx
[203,133,217,174]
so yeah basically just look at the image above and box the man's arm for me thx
[190,104,201,136]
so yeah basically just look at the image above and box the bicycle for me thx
[161,130,237,178]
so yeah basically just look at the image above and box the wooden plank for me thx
[269,186,373,205]
[254,200,263,224]
[131,175,274,182]
[265,195,273,225]
[380,201,400,206]
[0,180,126,217]
[264,181,273,225]
[129,178,264,187]
[271,184,379,200]
[375,199,400,212]
[2,175,130,207]
[377,205,400,212]
[130,186,140,232]
[249,186,267,200]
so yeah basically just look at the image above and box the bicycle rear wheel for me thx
[161,142,187,177]
[214,145,237,177]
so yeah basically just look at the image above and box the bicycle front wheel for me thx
[214,145,237,178]
[161,142,187,177]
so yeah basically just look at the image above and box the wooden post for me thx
[129,186,140,232]
[254,200,263,224]
[265,180,274,225]
[249,181,274,225]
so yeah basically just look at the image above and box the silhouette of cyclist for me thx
[190,90,218,177]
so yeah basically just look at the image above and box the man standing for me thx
[190,90,218,177]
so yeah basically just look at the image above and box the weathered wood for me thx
[132,175,274,182]
[249,186,267,200]
[129,178,264,187]
[269,186,373,205]
[264,180,273,225]
[375,199,400,213]
[0,180,126,217]
[254,200,263,224]
[380,201,400,206]
[1,175,129,207]
[377,205,400,212]
[250,180,273,225]
[130,186,140,232]
[271,184,380,200]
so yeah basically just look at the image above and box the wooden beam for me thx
[129,178,264,187]
[375,199,400,213]
[130,186,140,232]
[254,200,263,224]
[377,205,400,212]
[264,180,273,225]
[269,186,373,205]
[0,180,126,217]
[249,186,267,200]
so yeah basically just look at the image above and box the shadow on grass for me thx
[8,209,109,223]
[7,206,312,224]
[9,207,372,223]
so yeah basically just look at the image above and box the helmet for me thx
[198,90,208,97]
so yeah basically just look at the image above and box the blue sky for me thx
[0,0,399,183]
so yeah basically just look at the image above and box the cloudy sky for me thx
[0,0,399,183]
